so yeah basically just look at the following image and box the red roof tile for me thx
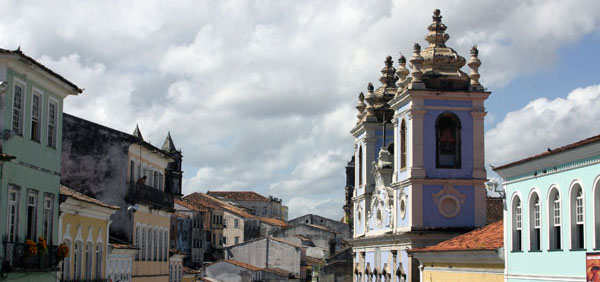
[184,193,254,218]
[494,133,600,170]
[175,198,208,212]
[207,191,270,202]
[408,220,503,252]
[60,185,120,210]
[258,216,289,228]
[263,267,293,277]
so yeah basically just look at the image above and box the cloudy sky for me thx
[2,0,600,220]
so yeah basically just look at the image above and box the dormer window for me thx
[436,112,461,169]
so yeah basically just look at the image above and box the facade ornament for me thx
[364,82,377,121]
[379,56,398,89]
[356,92,366,121]
[468,45,484,91]
[409,43,425,89]
[396,55,410,82]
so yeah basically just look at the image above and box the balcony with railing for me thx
[3,242,59,271]
[126,182,174,210]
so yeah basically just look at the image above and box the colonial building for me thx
[207,191,288,220]
[173,198,209,267]
[61,114,183,282]
[0,48,82,281]
[344,157,356,228]
[106,243,137,282]
[408,220,504,282]
[58,185,119,281]
[350,10,490,282]
[288,214,351,239]
[494,134,600,282]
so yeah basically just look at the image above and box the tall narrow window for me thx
[164,231,168,261]
[7,186,20,242]
[141,227,146,260]
[149,228,154,261]
[74,241,83,280]
[43,195,53,243]
[130,160,135,184]
[154,228,158,261]
[595,180,600,249]
[435,112,461,168]
[136,226,141,260]
[154,171,159,189]
[85,242,93,280]
[400,120,407,170]
[12,82,24,135]
[62,240,72,280]
[96,243,103,279]
[549,189,561,250]
[571,185,585,249]
[26,191,38,240]
[47,100,57,148]
[358,147,363,186]
[530,193,541,251]
[31,92,41,142]
[513,197,522,251]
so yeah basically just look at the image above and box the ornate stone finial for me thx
[364,83,377,120]
[409,43,425,89]
[426,9,449,48]
[356,92,366,120]
[161,131,177,152]
[468,45,483,91]
[396,55,410,82]
[379,56,398,89]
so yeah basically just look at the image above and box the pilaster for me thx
[407,108,426,179]
[471,110,487,179]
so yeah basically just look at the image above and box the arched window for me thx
[435,112,461,169]
[62,239,72,280]
[163,231,168,261]
[154,228,158,261]
[529,192,541,251]
[149,228,154,261]
[595,178,600,249]
[96,243,103,279]
[512,196,522,251]
[548,188,561,250]
[400,119,407,170]
[571,184,585,249]
[141,227,146,260]
[85,242,93,279]
[358,147,363,186]
[74,241,83,279]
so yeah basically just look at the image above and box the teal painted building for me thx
[494,135,600,282]
[0,48,81,281]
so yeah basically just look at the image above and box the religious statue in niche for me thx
[368,148,394,229]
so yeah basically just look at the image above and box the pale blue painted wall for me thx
[505,157,600,280]
[422,184,475,227]
[396,186,411,227]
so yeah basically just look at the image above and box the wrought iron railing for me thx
[126,182,174,209]
[3,242,59,271]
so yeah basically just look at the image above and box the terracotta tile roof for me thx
[207,191,270,202]
[269,237,305,249]
[175,198,208,212]
[306,256,323,266]
[184,193,254,218]
[493,133,600,170]
[304,223,334,233]
[408,220,503,253]
[486,197,503,224]
[60,185,120,210]
[258,216,289,228]
[0,48,83,94]
[263,267,293,277]
[224,259,262,271]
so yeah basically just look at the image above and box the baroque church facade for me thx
[350,10,490,282]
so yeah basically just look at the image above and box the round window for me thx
[437,195,460,218]
[399,198,406,219]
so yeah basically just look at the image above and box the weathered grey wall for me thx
[288,214,351,239]
[61,113,135,242]
[204,262,254,282]
[273,224,336,256]
[171,215,191,254]
[225,238,303,277]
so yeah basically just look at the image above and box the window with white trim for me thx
[26,191,38,240]
[7,185,20,242]
[62,239,72,280]
[529,193,541,251]
[47,100,57,148]
[136,226,141,260]
[141,226,146,261]
[154,228,158,261]
[549,189,561,250]
[149,228,154,261]
[571,184,585,249]
[512,197,522,251]
[85,242,93,280]
[595,180,600,249]
[400,119,407,170]
[12,82,24,135]
[74,241,83,279]
[95,243,102,279]
[43,195,53,243]
[31,91,42,142]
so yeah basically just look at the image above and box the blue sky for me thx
[1,0,600,220]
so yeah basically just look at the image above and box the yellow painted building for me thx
[58,185,119,281]
[408,220,504,282]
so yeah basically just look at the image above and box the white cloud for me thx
[487,84,600,166]
[3,0,600,220]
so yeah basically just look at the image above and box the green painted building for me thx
[0,48,81,281]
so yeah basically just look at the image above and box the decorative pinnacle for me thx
[433,9,441,22]
[409,43,424,84]
[367,82,374,92]
[471,45,479,56]
[426,9,449,47]
[356,92,366,119]
[379,56,397,88]
[396,55,409,82]
[468,45,483,90]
